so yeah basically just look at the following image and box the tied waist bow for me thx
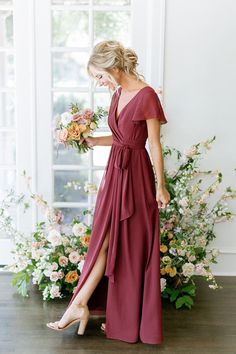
[105,140,145,283]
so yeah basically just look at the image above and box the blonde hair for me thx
[87,40,145,93]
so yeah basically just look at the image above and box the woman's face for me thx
[89,66,118,90]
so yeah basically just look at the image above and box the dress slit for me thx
[66,197,113,315]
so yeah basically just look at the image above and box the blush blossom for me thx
[69,251,80,264]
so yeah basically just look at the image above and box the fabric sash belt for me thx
[105,140,145,283]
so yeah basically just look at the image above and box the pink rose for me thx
[83,108,94,119]
[164,222,173,230]
[50,271,60,282]
[72,113,84,121]
[59,256,68,267]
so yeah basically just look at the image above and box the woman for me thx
[47,40,170,344]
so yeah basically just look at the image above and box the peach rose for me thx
[160,244,168,253]
[164,265,172,273]
[80,235,90,247]
[169,267,177,277]
[160,268,167,275]
[67,122,81,140]
[78,124,87,133]
[65,270,79,284]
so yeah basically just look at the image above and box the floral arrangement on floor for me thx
[2,136,236,308]
[157,136,236,309]
[53,103,107,154]
[2,173,97,300]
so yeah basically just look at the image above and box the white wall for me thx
[163,0,236,274]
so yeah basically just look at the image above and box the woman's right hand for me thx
[84,136,99,148]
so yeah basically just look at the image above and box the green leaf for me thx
[170,289,180,302]
[11,271,31,297]
[182,295,194,306]
[175,296,185,309]
[181,284,196,296]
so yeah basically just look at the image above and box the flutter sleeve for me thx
[132,89,168,124]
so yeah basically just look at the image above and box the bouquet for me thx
[53,103,107,154]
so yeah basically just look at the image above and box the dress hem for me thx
[105,332,164,345]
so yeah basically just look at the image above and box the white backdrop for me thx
[162,0,236,275]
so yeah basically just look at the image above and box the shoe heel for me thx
[77,317,89,335]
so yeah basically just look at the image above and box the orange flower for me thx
[65,270,79,284]
[165,265,172,273]
[80,235,90,247]
[160,244,168,253]
[169,239,176,246]
[160,268,167,275]
[169,267,177,277]
[167,232,174,239]
[67,122,81,140]
[78,124,87,132]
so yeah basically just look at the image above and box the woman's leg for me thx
[56,227,110,328]
[72,229,110,306]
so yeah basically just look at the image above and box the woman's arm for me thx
[95,135,113,146]
[146,119,170,208]
[84,135,113,147]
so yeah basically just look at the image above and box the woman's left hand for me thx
[156,186,170,209]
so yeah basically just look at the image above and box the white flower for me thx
[174,227,182,233]
[84,181,98,194]
[169,248,177,256]
[32,249,44,261]
[69,251,80,264]
[43,262,59,277]
[89,122,96,130]
[211,248,220,257]
[183,145,198,158]
[50,284,61,299]
[188,254,196,262]
[32,269,43,284]
[160,278,167,292]
[77,259,85,273]
[61,111,73,126]
[47,229,63,246]
[209,284,218,289]
[179,197,189,208]
[43,285,50,300]
[72,222,87,237]
[82,131,90,138]
[195,236,207,248]
[50,271,60,282]
[194,263,207,276]
[51,262,59,271]
[182,262,195,277]
[43,269,53,277]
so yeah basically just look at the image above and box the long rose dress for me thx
[66,85,168,344]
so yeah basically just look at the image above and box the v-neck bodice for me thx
[115,85,151,122]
